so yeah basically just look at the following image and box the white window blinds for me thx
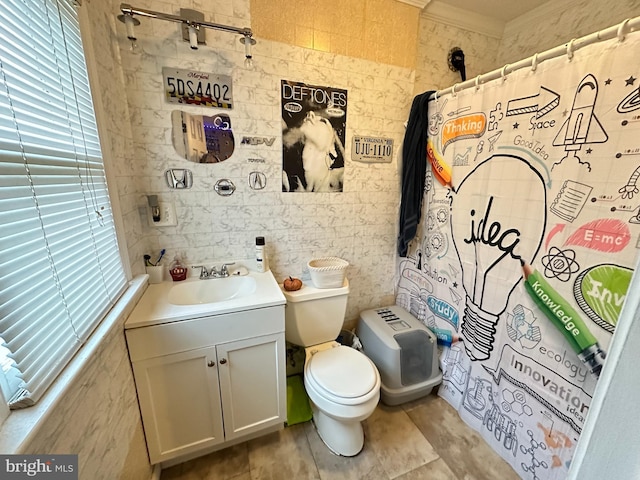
[0,0,127,408]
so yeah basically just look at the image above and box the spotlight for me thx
[240,34,256,68]
[117,13,140,50]
[188,24,199,50]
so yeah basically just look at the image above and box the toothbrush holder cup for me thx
[146,265,165,284]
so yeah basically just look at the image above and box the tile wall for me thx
[86,0,145,277]
[496,0,640,66]
[413,14,502,95]
[118,0,415,321]
[251,0,421,68]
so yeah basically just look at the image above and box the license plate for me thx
[352,136,393,163]
[162,67,233,109]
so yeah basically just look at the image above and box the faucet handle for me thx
[193,265,209,279]
[220,262,235,276]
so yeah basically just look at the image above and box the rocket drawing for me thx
[552,74,608,170]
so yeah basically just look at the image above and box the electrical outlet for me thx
[148,200,177,227]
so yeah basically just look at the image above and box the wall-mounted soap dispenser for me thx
[146,195,178,227]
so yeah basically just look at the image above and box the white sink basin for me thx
[168,276,257,305]
[126,267,286,329]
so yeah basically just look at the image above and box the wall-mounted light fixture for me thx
[188,24,200,50]
[117,3,256,64]
[239,34,256,67]
[116,11,140,50]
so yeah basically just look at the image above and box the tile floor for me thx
[161,392,520,480]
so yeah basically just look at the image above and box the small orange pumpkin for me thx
[283,276,303,291]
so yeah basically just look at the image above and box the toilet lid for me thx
[307,346,377,398]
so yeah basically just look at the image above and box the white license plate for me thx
[162,68,233,109]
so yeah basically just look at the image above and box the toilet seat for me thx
[305,346,380,405]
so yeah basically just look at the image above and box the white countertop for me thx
[125,269,286,329]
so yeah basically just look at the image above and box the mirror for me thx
[171,110,235,163]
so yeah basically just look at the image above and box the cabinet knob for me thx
[219,358,227,365]
[207,360,215,367]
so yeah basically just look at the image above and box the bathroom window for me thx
[0,0,127,408]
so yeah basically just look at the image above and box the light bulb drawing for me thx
[451,154,547,361]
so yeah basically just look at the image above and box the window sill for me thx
[0,275,148,454]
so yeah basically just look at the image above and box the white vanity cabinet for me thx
[125,305,286,465]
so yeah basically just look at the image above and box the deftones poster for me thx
[281,80,347,192]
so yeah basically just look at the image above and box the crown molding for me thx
[503,0,581,38]
[422,1,504,38]
[397,0,432,9]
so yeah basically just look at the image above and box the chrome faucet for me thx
[193,263,235,279]
[193,265,211,279]
[219,262,235,277]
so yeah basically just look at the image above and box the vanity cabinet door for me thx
[132,346,224,464]
[217,333,286,441]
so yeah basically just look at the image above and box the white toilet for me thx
[281,279,380,456]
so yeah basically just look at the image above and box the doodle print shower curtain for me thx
[396,31,640,479]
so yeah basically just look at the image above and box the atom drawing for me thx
[541,247,580,282]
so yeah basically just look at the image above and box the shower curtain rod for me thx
[433,15,640,99]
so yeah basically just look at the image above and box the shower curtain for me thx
[396,27,640,479]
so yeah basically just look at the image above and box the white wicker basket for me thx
[307,257,349,288]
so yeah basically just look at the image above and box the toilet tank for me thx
[281,279,349,346]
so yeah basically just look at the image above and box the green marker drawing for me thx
[522,262,606,378]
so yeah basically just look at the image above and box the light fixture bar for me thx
[119,3,253,38]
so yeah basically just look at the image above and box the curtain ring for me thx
[451,83,459,97]
[566,38,576,60]
[618,18,631,42]
[433,90,439,104]
[474,75,481,90]
[501,64,510,80]
[531,53,539,72]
